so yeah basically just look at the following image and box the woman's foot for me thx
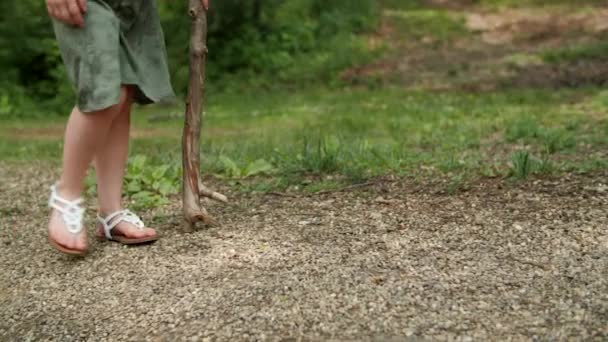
[95,209,157,244]
[48,209,88,253]
[48,184,88,255]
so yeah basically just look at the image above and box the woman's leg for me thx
[49,87,130,251]
[94,87,156,239]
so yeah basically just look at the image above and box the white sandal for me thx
[48,183,87,255]
[96,209,157,244]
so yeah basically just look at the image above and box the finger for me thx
[77,0,87,14]
[51,0,67,23]
[47,1,61,21]
[46,2,56,18]
[57,5,71,24]
[202,0,208,10]
[67,0,84,26]
[54,0,72,25]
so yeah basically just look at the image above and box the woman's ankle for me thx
[55,180,84,201]
[98,206,123,217]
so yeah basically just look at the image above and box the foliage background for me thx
[0,0,379,116]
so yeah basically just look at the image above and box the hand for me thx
[201,0,209,10]
[46,0,87,27]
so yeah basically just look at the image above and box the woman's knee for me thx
[119,85,135,111]
[117,85,133,106]
[79,86,133,119]
[117,86,135,120]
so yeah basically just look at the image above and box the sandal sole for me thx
[48,236,87,256]
[95,234,158,245]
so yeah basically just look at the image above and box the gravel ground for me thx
[1,162,607,341]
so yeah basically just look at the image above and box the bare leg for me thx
[94,88,156,239]
[49,87,129,251]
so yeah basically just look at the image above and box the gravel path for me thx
[1,163,607,341]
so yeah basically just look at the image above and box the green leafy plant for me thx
[86,155,181,210]
[217,155,274,179]
[536,154,556,175]
[298,134,341,174]
[509,150,540,179]
[123,155,180,209]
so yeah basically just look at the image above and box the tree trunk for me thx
[182,0,226,231]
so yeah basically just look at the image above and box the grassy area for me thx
[543,41,608,64]
[383,8,469,43]
[2,87,607,191]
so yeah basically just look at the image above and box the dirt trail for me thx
[343,2,608,90]
[1,163,607,340]
[465,7,608,45]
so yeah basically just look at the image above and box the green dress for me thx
[52,0,175,113]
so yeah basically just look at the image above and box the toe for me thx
[144,228,157,238]
[129,226,151,238]
[132,228,150,238]
[66,237,79,250]
[48,210,87,252]
[113,222,157,240]
[131,227,155,238]
[75,238,87,251]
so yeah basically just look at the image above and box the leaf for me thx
[152,165,170,180]
[130,155,147,171]
[219,155,241,178]
[158,180,177,196]
[151,181,161,191]
[244,158,274,177]
[131,190,154,200]
[126,181,142,194]
[141,170,155,186]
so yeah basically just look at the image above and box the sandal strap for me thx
[48,184,85,234]
[97,209,145,240]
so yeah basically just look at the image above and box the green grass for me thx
[543,41,608,64]
[1,87,606,194]
[384,8,469,43]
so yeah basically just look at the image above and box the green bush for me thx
[0,1,79,113]
[162,0,379,92]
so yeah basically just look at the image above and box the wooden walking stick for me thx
[182,0,227,232]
